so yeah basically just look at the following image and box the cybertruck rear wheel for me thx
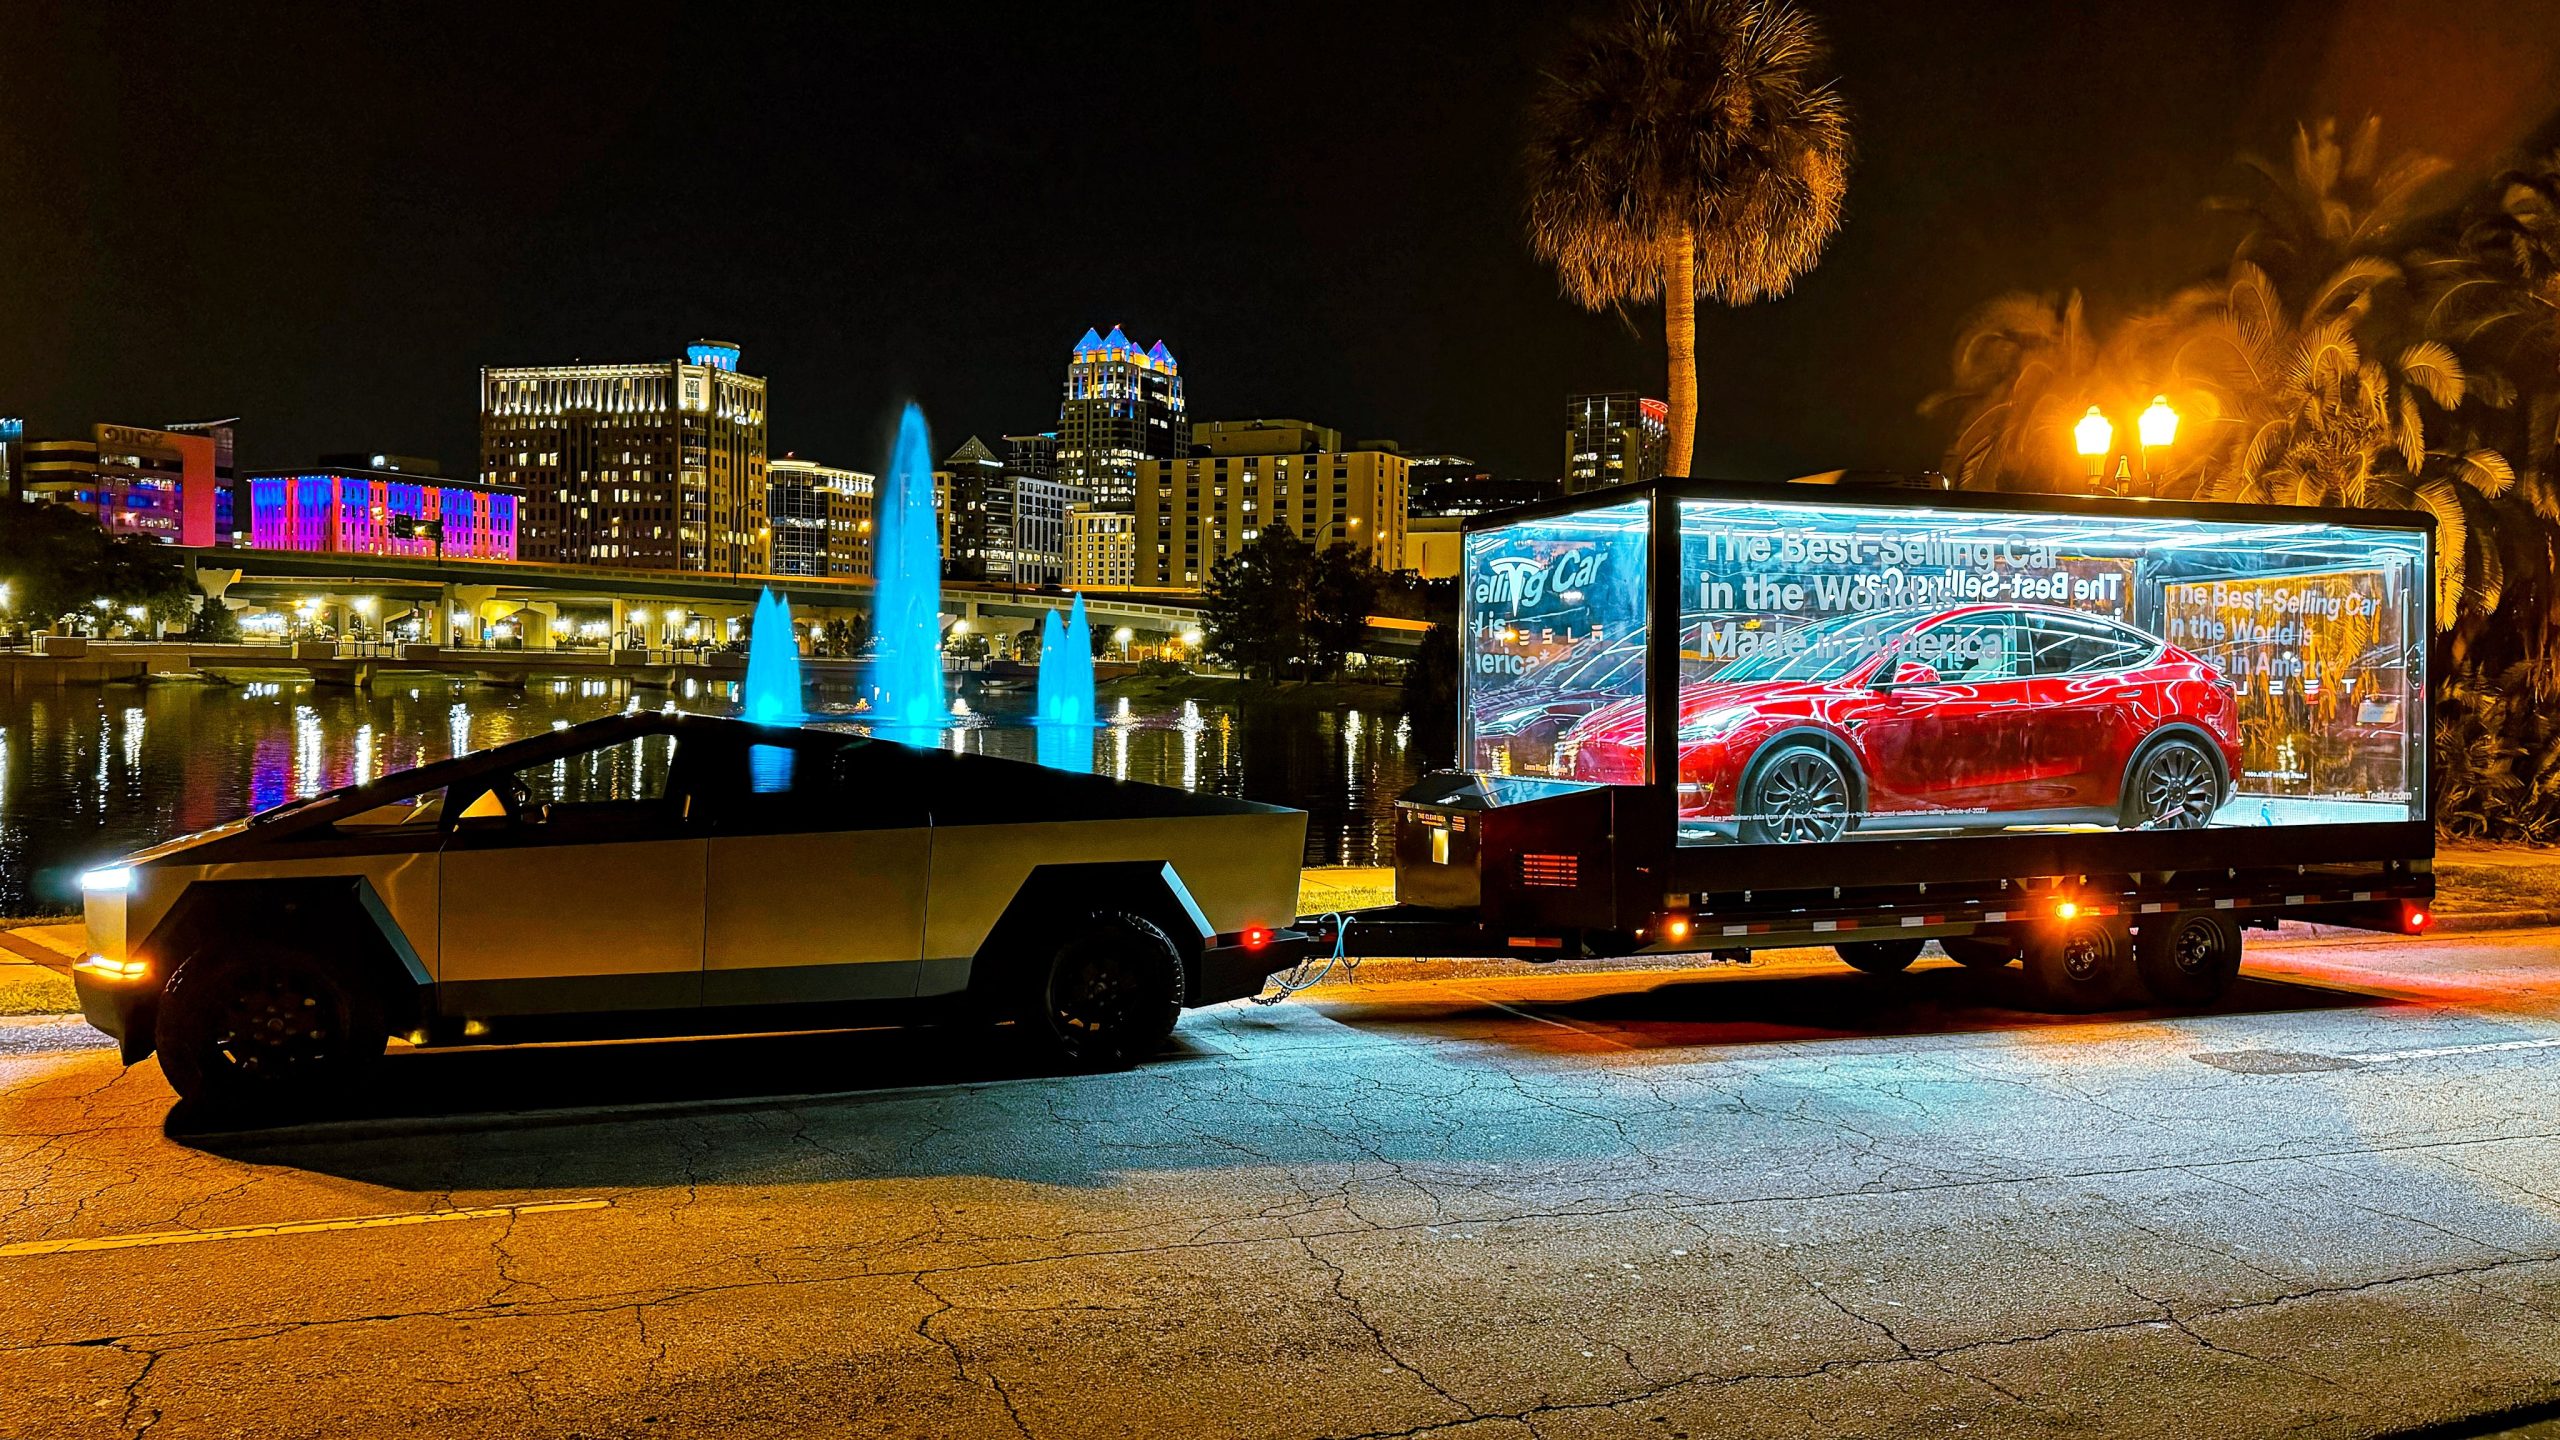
[154,946,387,1121]
[1027,912,1185,1070]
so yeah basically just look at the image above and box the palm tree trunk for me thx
[1664,226,1698,479]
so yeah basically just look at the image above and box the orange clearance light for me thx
[2053,899,2080,921]
[1242,926,1272,951]
[1666,917,1692,941]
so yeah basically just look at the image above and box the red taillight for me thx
[2403,903,2431,934]
[1242,926,1272,950]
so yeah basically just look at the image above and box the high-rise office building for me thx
[1003,432,1059,484]
[1135,418,1409,588]
[936,436,1004,583]
[767,456,874,579]
[479,340,769,572]
[165,417,240,540]
[22,423,221,546]
[1057,325,1184,508]
[1563,392,1668,493]
[988,475,1074,587]
[1066,508,1137,592]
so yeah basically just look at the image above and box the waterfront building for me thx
[241,466,522,560]
[1056,325,1184,507]
[0,418,20,501]
[1407,514,1463,579]
[1564,392,1668,493]
[988,474,1074,587]
[165,417,241,540]
[936,436,1004,583]
[21,423,222,546]
[1003,431,1059,484]
[767,456,875,579]
[479,339,768,573]
[1135,418,1409,588]
[1066,507,1137,591]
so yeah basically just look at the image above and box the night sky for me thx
[3,0,2555,484]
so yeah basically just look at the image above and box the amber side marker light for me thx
[1665,917,1692,941]
[74,954,149,982]
[2053,899,2081,921]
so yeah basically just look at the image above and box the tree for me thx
[0,500,191,629]
[1202,529,1381,682]
[1525,0,1851,477]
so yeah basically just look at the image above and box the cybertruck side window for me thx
[334,786,450,835]
[454,731,689,834]
[697,737,930,835]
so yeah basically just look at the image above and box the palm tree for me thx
[1921,290,2102,492]
[1525,0,1851,479]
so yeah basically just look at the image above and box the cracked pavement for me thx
[9,930,2560,1438]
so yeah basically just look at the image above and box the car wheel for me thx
[1739,744,1855,845]
[1027,911,1186,1070]
[1836,939,1924,975]
[2121,736,2221,830]
[154,946,387,1120]
[2018,917,2136,1013]
[2134,910,2243,1006]
[1939,936,2015,969]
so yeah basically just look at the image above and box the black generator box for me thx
[1395,775,1670,937]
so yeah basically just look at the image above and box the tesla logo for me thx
[1476,548,1606,613]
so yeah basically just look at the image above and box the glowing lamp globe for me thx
[2138,395,2179,449]
[2073,407,2113,459]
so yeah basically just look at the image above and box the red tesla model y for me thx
[1554,604,2241,842]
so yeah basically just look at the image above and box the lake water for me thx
[0,675,1418,915]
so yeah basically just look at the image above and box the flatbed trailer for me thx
[1300,477,2437,1011]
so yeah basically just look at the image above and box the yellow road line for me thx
[0,1198,610,1258]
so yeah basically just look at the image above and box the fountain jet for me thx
[740,587,803,724]
[1034,594,1098,772]
[870,403,946,740]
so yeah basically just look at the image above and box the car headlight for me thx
[81,867,133,893]
[1678,707,1754,743]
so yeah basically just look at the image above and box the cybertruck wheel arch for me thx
[968,861,1215,1009]
[140,877,432,1033]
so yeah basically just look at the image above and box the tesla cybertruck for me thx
[73,713,1310,1115]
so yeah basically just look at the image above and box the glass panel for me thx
[1459,499,1650,780]
[1669,495,2426,847]
[516,732,676,808]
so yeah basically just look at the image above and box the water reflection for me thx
[0,676,1416,913]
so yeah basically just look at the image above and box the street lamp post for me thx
[2137,394,2180,491]
[2074,407,2114,493]
[2074,398,2179,497]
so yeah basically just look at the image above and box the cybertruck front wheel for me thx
[154,946,388,1121]
[1026,912,1186,1070]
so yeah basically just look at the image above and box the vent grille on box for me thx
[1519,853,1579,889]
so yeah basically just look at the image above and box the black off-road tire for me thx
[2120,735,2223,831]
[154,946,388,1121]
[1836,939,1925,975]
[1737,744,1856,845]
[1939,936,2016,970]
[2133,910,2244,1007]
[2018,917,2137,1013]
[1024,911,1186,1070]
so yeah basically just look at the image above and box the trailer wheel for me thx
[1836,939,1924,974]
[1025,911,1185,1070]
[2134,911,2243,1006]
[2018,917,2136,1013]
[154,945,387,1121]
[1739,744,1855,845]
[1939,936,2015,969]
[2121,735,2222,830]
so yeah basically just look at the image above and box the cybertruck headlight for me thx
[81,867,133,894]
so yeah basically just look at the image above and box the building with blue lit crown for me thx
[1057,325,1185,509]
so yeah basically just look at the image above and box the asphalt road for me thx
[10,931,2560,1440]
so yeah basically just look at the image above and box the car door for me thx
[436,723,708,1015]
[2020,611,2154,810]
[700,734,934,1006]
[1859,613,2034,817]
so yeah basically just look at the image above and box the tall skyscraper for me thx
[936,436,1004,583]
[479,340,769,573]
[1056,325,1184,508]
[1136,418,1409,588]
[1002,431,1059,484]
[1563,392,1668,493]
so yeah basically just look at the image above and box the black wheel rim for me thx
[2061,930,2110,982]
[206,966,343,1080]
[1050,947,1139,1051]
[1759,752,1849,843]
[2174,919,2222,978]
[2138,746,2217,829]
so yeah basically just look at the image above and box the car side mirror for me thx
[1883,661,1941,688]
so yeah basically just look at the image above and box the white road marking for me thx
[2345,1037,2560,1064]
[0,1198,610,1258]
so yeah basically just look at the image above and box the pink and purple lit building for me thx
[243,467,523,560]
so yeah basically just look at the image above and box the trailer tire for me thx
[2018,917,2136,1013]
[154,944,388,1122]
[1022,911,1186,1071]
[1836,939,1924,974]
[2134,910,2243,1006]
[1738,743,1857,845]
[1940,936,2015,969]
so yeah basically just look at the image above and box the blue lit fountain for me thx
[740,586,804,724]
[868,402,947,741]
[1034,594,1097,772]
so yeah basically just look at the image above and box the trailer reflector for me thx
[1519,854,1580,888]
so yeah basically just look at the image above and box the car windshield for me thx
[1714,610,1925,683]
